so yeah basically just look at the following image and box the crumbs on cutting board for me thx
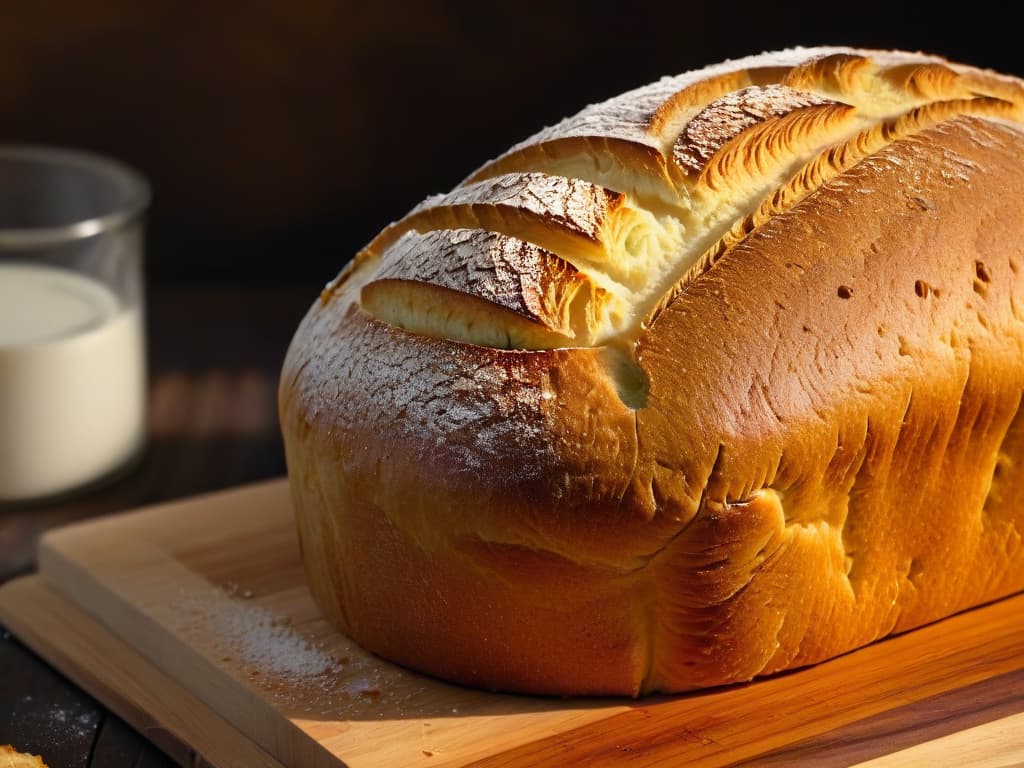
[171,582,429,717]
[5,694,98,746]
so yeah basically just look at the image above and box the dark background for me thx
[1,1,1021,289]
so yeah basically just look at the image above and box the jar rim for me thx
[0,145,151,248]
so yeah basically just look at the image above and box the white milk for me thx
[0,263,145,501]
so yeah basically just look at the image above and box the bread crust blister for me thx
[281,47,1024,695]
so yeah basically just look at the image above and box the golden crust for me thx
[633,117,1024,689]
[282,300,649,567]
[665,95,1020,313]
[281,47,1024,696]
[467,47,936,182]
[364,228,604,341]
[367,173,625,263]
[672,85,838,175]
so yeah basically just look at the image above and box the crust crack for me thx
[345,52,1023,355]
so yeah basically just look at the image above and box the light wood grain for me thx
[852,712,1024,768]
[9,479,1023,767]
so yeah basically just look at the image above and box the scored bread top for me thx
[325,46,1024,363]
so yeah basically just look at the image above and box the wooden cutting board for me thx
[2,479,1023,767]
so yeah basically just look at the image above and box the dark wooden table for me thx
[0,283,317,767]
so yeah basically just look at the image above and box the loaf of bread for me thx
[279,46,1024,696]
